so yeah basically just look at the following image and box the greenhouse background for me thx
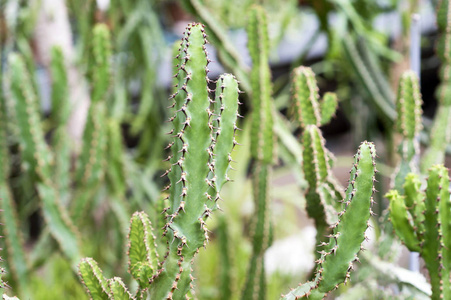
[0,0,449,299]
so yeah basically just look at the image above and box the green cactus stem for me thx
[49,46,72,205]
[0,74,30,294]
[386,165,451,300]
[8,53,81,267]
[108,278,133,300]
[281,141,377,299]
[241,6,275,299]
[150,23,240,299]
[392,71,422,192]
[242,162,271,300]
[90,24,112,104]
[127,212,159,291]
[421,0,451,171]
[79,258,110,300]
[291,66,343,259]
[385,190,420,252]
[248,5,274,164]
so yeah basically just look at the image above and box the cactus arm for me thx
[8,53,81,266]
[72,101,107,221]
[150,23,217,299]
[180,0,251,93]
[105,119,127,197]
[403,173,425,236]
[393,71,422,191]
[217,216,232,299]
[319,92,338,126]
[386,190,420,252]
[247,6,274,163]
[49,46,72,205]
[281,142,376,299]
[421,165,450,299]
[212,74,240,196]
[127,212,159,290]
[242,162,271,300]
[91,24,112,104]
[37,183,81,267]
[108,277,133,300]
[8,53,53,180]
[302,125,339,256]
[291,66,321,128]
[0,81,30,293]
[0,186,30,293]
[281,282,324,300]
[79,258,110,300]
[421,1,451,171]
[315,141,376,293]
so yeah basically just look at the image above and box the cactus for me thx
[7,53,82,267]
[292,66,344,258]
[242,6,274,299]
[421,0,451,171]
[78,22,241,300]
[281,141,377,299]
[386,165,451,300]
[392,71,422,191]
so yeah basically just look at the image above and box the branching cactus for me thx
[78,22,241,300]
[292,66,344,257]
[281,141,377,300]
[291,66,338,129]
[421,0,451,171]
[7,53,82,267]
[386,165,451,300]
[392,70,422,191]
[242,6,274,299]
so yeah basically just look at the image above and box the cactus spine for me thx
[282,141,377,299]
[421,0,451,171]
[242,6,274,299]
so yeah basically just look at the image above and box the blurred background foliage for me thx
[0,0,442,299]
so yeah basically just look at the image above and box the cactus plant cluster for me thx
[292,66,343,256]
[3,1,449,299]
[79,22,241,299]
[386,166,451,300]
[282,141,377,299]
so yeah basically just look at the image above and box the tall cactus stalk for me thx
[7,53,82,267]
[386,165,451,300]
[242,6,274,300]
[281,141,377,299]
[78,22,241,300]
[421,0,451,171]
[392,70,422,192]
[292,66,343,258]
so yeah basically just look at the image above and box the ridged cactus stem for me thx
[421,0,451,171]
[248,5,274,163]
[281,141,377,299]
[242,162,271,300]
[291,66,339,128]
[242,6,274,299]
[293,67,343,260]
[150,23,240,299]
[393,71,422,192]
[8,53,81,267]
[387,165,451,300]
